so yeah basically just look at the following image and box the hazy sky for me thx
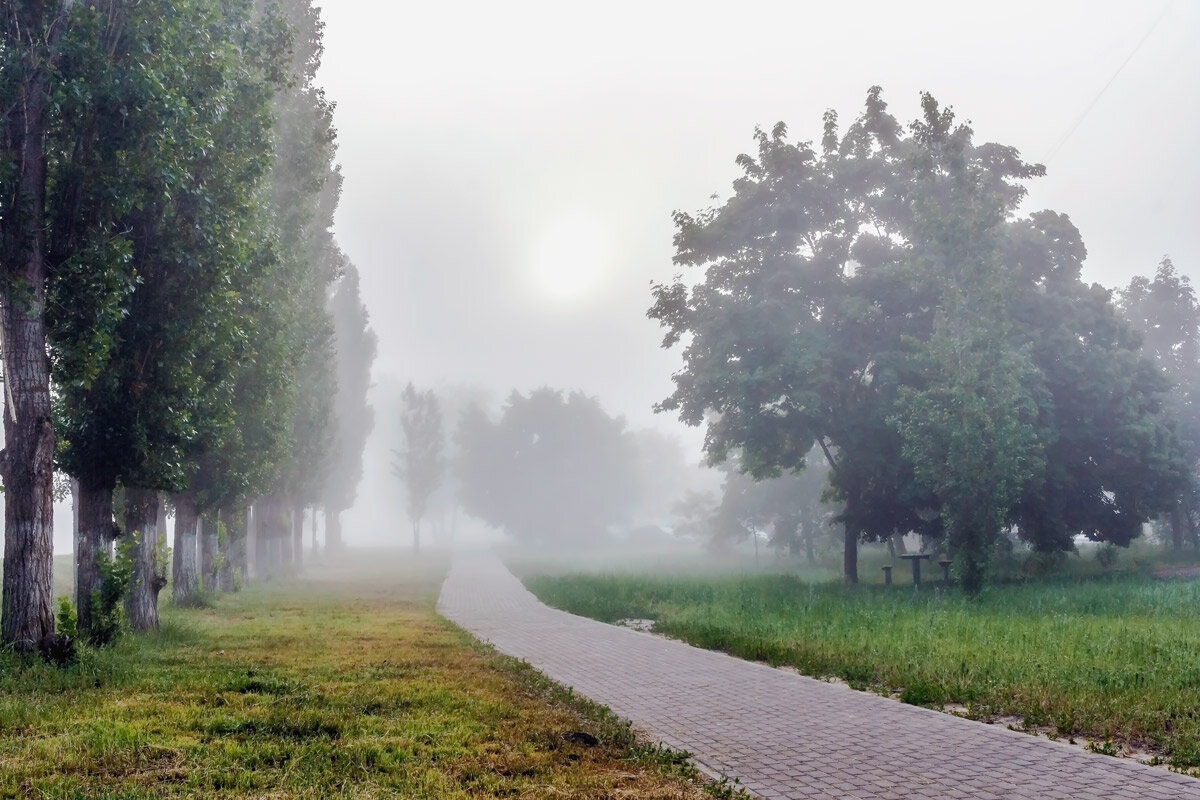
[316,0,1198,541]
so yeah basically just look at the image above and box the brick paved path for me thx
[437,550,1200,800]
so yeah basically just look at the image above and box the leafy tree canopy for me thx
[649,87,1184,583]
[455,388,638,544]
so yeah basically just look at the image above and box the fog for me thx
[317,0,1197,547]
[28,1,1195,552]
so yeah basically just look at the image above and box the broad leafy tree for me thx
[650,88,1183,587]
[455,388,638,545]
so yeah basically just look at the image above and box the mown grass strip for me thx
[523,569,1200,772]
[0,551,728,799]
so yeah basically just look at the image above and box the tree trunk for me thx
[171,492,200,604]
[292,505,304,567]
[278,502,293,566]
[200,512,218,590]
[325,508,342,550]
[0,0,68,654]
[217,508,234,592]
[412,520,420,554]
[843,523,858,584]
[310,506,318,551]
[253,501,269,580]
[75,478,116,638]
[1171,506,1184,552]
[226,506,247,589]
[71,478,80,580]
[247,502,257,579]
[123,488,164,631]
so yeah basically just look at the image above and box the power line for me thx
[1043,1,1172,164]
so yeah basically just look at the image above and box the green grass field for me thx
[0,551,724,799]
[522,566,1200,771]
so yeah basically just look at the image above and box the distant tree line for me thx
[0,0,374,653]
[649,88,1192,594]
[393,385,704,550]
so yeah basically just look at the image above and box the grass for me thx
[0,549,727,799]
[522,564,1200,772]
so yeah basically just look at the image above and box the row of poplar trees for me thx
[0,0,375,651]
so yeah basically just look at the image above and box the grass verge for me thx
[0,550,728,799]
[522,569,1200,772]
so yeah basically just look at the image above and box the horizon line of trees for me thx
[1,0,374,653]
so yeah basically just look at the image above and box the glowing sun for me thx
[530,215,608,302]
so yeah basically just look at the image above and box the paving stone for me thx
[437,550,1200,800]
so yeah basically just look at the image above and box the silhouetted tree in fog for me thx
[454,389,638,544]
[1119,258,1200,550]
[394,384,444,552]
[321,262,377,550]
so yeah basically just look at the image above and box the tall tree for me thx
[394,384,443,552]
[1119,258,1200,549]
[50,0,288,631]
[256,0,344,571]
[0,0,76,651]
[321,262,377,549]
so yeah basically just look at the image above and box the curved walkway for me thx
[437,550,1200,799]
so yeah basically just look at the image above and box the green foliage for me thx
[648,87,1185,588]
[55,596,78,642]
[1119,258,1200,549]
[89,538,136,647]
[49,0,291,504]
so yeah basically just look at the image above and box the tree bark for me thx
[200,511,217,590]
[75,478,115,638]
[123,488,164,631]
[171,492,199,604]
[0,1,68,652]
[292,505,304,567]
[310,506,318,551]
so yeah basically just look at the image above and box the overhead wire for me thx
[1042,1,1172,165]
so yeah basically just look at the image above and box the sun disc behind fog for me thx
[530,215,608,303]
